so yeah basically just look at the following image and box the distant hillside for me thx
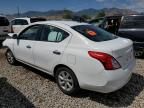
[102,8,138,16]
[9,8,139,18]
[75,8,100,16]
[12,10,74,17]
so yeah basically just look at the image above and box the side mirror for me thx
[12,34,18,39]
[8,33,18,39]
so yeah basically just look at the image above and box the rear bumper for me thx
[80,59,136,93]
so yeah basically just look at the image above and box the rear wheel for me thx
[55,67,80,95]
[6,50,17,65]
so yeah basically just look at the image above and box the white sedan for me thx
[3,21,135,95]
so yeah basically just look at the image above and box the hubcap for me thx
[135,51,143,57]
[58,71,74,91]
[7,52,14,64]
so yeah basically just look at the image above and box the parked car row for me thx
[11,17,47,33]
[1,15,144,57]
[3,21,135,95]
[0,16,47,46]
[0,16,10,46]
[89,15,144,57]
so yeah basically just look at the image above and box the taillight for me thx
[88,51,121,70]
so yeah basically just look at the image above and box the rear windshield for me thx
[72,25,117,42]
[0,17,9,26]
[120,16,144,28]
[30,18,46,23]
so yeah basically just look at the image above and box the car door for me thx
[13,25,42,64]
[11,19,29,33]
[33,24,71,73]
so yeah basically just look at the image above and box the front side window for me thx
[19,25,41,40]
[120,16,144,28]
[41,25,69,42]
[72,25,117,42]
[120,20,144,29]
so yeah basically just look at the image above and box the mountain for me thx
[12,10,74,17]
[102,8,138,16]
[9,8,138,18]
[75,8,100,16]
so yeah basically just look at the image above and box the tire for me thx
[0,41,2,48]
[55,67,80,95]
[6,50,17,65]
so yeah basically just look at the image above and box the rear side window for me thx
[0,17,9,26]
[12,19,28,25]
[41,25,69,42]
[72,25,117,42]
[30,18,46,23]
[120,16,144,28]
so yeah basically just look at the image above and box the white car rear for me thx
[11,17,47,34]
[3,21,135,95]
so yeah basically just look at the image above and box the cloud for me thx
[95,0,144,12]
[95,0,105,2]
[125,0,144,12]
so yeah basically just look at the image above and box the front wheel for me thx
[6,50,17,65]
[55,67,80,95]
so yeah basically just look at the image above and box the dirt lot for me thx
[0,48,144,108]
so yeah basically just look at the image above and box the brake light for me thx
[88,51,121,70]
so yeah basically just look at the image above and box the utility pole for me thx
[17,6,20,17]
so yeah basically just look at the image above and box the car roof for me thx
[124,14,144,17]
[33,20,89,27]
[0,15,7,18]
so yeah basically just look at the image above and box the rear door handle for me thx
[26,45,31,49]
[53,50,61,55]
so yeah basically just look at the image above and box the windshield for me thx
[72,25,117,42]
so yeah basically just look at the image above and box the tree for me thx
[81,14,91,20]
[96,11,105,18]
[63,9,73,19]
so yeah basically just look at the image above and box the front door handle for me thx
[53,50,61,55]
[26,45,31,49]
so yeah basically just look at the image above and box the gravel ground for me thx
[0,48,144,108]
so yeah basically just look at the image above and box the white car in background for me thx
[10,17,46,33]
[3,21,135,95]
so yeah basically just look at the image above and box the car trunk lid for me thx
[88,38,134,69]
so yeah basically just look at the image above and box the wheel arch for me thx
[53,64,73,76]
[5,46,12,52]
[53,64,79,85]
[5,46,15,58]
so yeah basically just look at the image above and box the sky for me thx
[0,0,144,14]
